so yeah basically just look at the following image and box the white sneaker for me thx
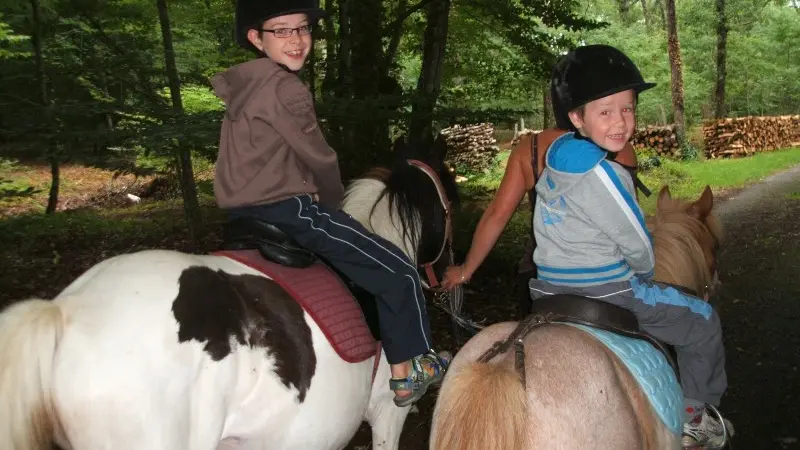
[681,406,735,448]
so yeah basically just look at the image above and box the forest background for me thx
[0,0,798,230]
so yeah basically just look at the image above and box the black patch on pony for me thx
[172,266,316,402]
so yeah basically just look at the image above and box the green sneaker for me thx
[390,350,451,407]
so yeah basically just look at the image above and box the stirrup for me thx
[682,405,732,450]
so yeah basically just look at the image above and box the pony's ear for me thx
[657,185,672,210]
[431,133,449,167]
[689,185,714,219]
[392,136,409,155]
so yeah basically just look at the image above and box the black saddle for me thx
[221,217,316,268]
[529,294,679,376]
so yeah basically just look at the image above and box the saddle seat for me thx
[529,294,677,372]
[214,248,382,366]
[221,216,316,268]
[215,217,384,369]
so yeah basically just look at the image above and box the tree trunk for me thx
[542,83,552,129]
[156,0,200,243]
[640,0,650,27]
[46,157,59,213]
[101,72,114,131]
[383,0,408,76]
[321,0,337,98]
[664,0,687,151]
[408,0,451,151]
[336,0,353,155]
[337,0,352,98]
[616,0,632,24]
[349,0,387,165]
[714,0,728,118]
[30,0,60,214]
[653,0,666,28]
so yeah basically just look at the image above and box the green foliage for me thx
[0,0,795,204]
[0,13,29,58]
[679,143,701,161]
[173,84,224,114]
[635,148,663,172]
[568,0,799,126]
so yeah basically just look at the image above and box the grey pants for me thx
[529,275,727,406]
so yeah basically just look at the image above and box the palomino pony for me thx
[0,148,458,450]
[430,185,723,450]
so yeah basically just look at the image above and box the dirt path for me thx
[345,164,800,449]
[712,164,800,449]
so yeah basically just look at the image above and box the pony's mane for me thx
[341,167,421,260]
[649,195,723,296]
[340,158,453,264]
[341,176,412,253]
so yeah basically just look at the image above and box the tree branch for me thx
[382,0,438,37]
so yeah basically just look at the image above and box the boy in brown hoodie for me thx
[210,0,448,407]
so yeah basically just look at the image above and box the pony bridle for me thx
[407,159,453,290]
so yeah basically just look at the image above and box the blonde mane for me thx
[648,186,723,297]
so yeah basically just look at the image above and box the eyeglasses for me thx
[261,25,313,38]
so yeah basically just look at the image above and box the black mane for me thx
[371,135,460,267]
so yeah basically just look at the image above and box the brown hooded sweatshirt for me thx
[211,58,344,210]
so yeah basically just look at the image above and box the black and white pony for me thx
[0,139,458,450]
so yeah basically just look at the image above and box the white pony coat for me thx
[0,177,417,450]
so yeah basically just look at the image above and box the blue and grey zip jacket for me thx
[532,133,654,287]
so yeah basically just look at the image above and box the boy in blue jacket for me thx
[529,44,732,446]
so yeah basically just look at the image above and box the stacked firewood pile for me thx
[703,115,800,158]
[510,128,536,148]
[440,123,500,172]
[510,126,682,158]
[630,125,680,157]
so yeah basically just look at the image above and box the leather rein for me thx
[407,159,454,290]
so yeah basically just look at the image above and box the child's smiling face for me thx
[568,89,637,153]
[248,14,312,72]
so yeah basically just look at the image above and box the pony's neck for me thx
[341,178,417,261]
[651,213,712,296]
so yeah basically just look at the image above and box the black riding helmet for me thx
[550,44,656,133]
[235,0,327,50]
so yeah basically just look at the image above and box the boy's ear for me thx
[568,109,584,130]
[246,29,264,52]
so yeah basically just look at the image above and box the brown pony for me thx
[430,185,723,450]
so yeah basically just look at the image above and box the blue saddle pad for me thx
[566,323,683,435]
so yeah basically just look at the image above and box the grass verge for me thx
[459,147,800,216]
[637,148,800,213]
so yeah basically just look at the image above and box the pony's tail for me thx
[430,360,528,450]
[0,299,64,450]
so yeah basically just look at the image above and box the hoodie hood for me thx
[537,132,608,203]
[211,58,284,120]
